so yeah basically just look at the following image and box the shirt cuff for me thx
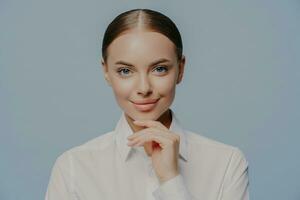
[152,174,193,200]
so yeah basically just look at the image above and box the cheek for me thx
[152,75,177,94]
[111,78,134,98]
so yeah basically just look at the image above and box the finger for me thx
[127,127,157,140]
[129,129,179,148]
[128,128,179,143]
[127,138,141,146]
[141,129,180,146]
[133,120,168,131]
[133,134,170,148]
[128,127,169,140]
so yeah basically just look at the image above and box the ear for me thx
[101,58,112,86]
[176,55,185,84]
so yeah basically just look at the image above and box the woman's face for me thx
[101,29,185,122]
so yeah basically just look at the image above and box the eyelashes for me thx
[116,65,169,77]
[117,68,131,76]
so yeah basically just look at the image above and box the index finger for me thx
[133,120,168,131]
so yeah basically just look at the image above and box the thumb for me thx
[144,142,153,156]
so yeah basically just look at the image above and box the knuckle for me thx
[170,138,177,145]
[173,134,180,142]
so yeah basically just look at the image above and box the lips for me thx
[132,99,159,105]
[131,99,159,112]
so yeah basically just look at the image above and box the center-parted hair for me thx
[101,8,183,63]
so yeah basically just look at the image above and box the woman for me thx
[45,8,249,200]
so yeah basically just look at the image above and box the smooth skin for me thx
[101,28,186,183]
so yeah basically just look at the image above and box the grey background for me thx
[1,0,299,199]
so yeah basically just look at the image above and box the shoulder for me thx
[185,129,236,150]
[55,131,116,162]
[184,129,248,163]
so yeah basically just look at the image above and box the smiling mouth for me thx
[131,99,160,112]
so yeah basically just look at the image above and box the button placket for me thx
[145,157,151,176]
[133,146,160,200]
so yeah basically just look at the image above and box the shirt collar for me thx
[114,108,188,162]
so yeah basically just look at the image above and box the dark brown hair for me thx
[101,8,183,63]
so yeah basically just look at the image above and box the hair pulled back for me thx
[101,8,183,63]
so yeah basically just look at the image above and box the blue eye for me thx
[154,66,168,73]
[116,65,168,77]
[117,68,131,76]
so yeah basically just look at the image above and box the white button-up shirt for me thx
[45,109,249,200]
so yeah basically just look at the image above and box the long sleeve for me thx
[221,148,250,200]
[152,174,194,200]
[45,151,76,200]
[151,148,250,200]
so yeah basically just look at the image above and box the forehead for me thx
[106,30,177,64]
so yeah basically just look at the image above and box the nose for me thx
[137,74,152,96]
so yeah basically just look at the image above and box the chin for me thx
[136,108,170,122]
[123,108,157,121]
[133,110,159,120]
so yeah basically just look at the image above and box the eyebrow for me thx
[114,58,171,67]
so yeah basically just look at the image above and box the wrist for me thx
[159,171,180,184]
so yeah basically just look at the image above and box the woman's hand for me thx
[127,120,180,183]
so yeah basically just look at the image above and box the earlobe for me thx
[176,55,185,84]
[104,74,112,86]
[101,58,112,86]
